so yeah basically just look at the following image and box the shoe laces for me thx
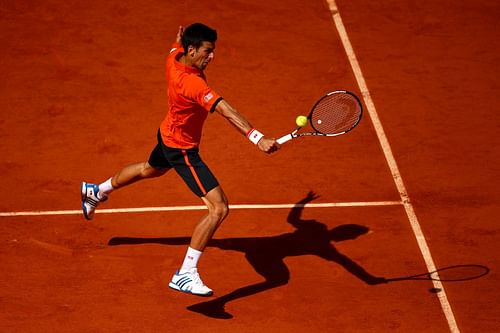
[188,268,205,286]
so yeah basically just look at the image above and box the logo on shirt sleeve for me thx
[203,92,214,103]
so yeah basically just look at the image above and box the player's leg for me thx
[191,186,229,251]
[81,140,171,220]
[168,148,227,252]
[109,161,167,190]
[169,186,228,296]
[167,148,226,296]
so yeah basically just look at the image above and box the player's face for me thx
[191,41,215,70]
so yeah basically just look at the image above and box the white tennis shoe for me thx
[81,182,107,220]
[169,268,213,296]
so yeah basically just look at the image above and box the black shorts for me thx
[148,130,219,197]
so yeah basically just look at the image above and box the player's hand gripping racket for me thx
[277,90,363,144]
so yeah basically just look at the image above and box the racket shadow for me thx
[108,191,385,320]
[385,264,490,283]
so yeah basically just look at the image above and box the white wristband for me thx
[247,128,264,145]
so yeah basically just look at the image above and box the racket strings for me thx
[311,94,362,134]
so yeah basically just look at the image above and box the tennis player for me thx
[81,23,279,296]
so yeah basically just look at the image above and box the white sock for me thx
[98,178,114,199]
[180,247,202,273]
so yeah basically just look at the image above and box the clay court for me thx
[1,0,498,332]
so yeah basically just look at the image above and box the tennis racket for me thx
[276,90,363,144]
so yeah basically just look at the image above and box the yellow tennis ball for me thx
[296,115,308,127]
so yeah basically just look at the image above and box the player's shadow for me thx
[108,191,385,319]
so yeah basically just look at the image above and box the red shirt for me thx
[160,43,222,149]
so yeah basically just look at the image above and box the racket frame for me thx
[277,90,363,145]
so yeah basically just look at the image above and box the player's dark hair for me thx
[182,23,217,51]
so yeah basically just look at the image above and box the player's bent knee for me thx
[221,204,229,220]
[209,203,229,223]
[202,186,229,226]
[216,204,229,220]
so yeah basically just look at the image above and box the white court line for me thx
[0,201,402,217]
[325,1,459,332]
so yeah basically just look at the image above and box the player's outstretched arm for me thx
[214,99,279,154]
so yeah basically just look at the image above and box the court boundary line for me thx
[0,201,402,217]
[325,1,459,332]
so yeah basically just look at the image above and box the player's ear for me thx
[187,45,196,57]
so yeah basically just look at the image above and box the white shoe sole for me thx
[168,282,213,297]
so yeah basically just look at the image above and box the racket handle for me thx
[276,134,293,145]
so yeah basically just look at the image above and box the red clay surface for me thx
[1,0,498,332]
